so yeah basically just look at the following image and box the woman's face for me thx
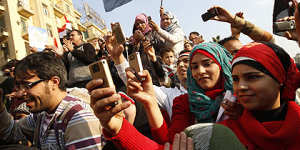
[135,20,147,32]
[191,53,220,90]
[161,14,171,29]
[232,64,281,111]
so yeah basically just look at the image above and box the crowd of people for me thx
[1,2,300,150]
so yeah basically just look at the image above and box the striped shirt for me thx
[0,94,102,150]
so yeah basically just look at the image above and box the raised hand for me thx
[209,6,235,23]
[126,69,164,128]
[142,39,156,62]
[63,38,74,52]
[126,69,156,107]
[105,34,125,64]
[149,20,159,31]
[231,12,244,38]
[86,79,131,135]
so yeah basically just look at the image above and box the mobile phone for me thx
[111,22,126,45]
[89,59,121,107]
[128,52,143,81]
[89,59,115,88]
[273,20,296,32]
[201,8,218,22]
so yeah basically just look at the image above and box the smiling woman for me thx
[220,42,300,150]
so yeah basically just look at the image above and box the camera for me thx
[273,20,296,33]
[201,8,218,22]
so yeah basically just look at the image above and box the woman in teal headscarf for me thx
[187,42,233,123]
[125,42,234,144]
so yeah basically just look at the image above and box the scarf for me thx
[133,13,151,35]
[233,101,300,149]
[232,42,300,101]
[187,42,233,123]
[161,11,180,33]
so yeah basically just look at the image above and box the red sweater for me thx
[151,94,195,144]
[220,101,300,150]
[106,94,194,149]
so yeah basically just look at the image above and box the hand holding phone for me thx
[89,59,121,108]
[128,52,143,81]
[202,8,218,22]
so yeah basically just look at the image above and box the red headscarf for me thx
[232,42,300,100]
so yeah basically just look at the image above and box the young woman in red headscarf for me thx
[220,41,300,150]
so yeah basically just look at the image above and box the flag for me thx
[57,16,72,38]
[103,0,133,12]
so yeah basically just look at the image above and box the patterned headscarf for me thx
[160,10,180,32]
[187,42,233,123]
[133,13,152,35]
[232,42,300,101]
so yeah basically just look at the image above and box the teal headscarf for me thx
[187,42,233,123]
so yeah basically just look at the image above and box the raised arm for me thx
[209,6,274,42]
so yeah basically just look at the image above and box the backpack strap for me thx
[53,96,84,149]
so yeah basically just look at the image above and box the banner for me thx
[28,26,48,51]
[103,0,133,12]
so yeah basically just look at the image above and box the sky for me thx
[73,0,300,57]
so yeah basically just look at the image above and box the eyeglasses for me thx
[16,79,45,90]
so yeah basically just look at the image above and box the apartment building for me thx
[0,0,107,67]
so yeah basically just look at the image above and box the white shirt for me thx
[115,60,187,118]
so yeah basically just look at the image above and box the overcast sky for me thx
[73,0,300,57]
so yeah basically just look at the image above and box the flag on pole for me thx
[57,16,72,38]
[103,0,133,12]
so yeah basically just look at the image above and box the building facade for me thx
[0,0,107,67]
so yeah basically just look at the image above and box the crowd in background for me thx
[1,1,300,150]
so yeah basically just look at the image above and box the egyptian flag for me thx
[57,16,72,38]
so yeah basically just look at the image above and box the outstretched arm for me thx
[209,6,274,42]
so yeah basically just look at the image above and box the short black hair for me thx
[218,36,239,46]
[189,32,199,36]
[15,52,67,90]
[160,48,175,58]
[1,59,19,72]
[71,29,83,37]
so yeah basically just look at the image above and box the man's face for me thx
[223,39,243,56]
[176,55,189,86]
[15,72,52,113]
[69,31,82,44]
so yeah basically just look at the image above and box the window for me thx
[46,24,53,37]
[20,17,27,33]
[42,4,48,16]
[83,30,89,39]
[65,4,70,13]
